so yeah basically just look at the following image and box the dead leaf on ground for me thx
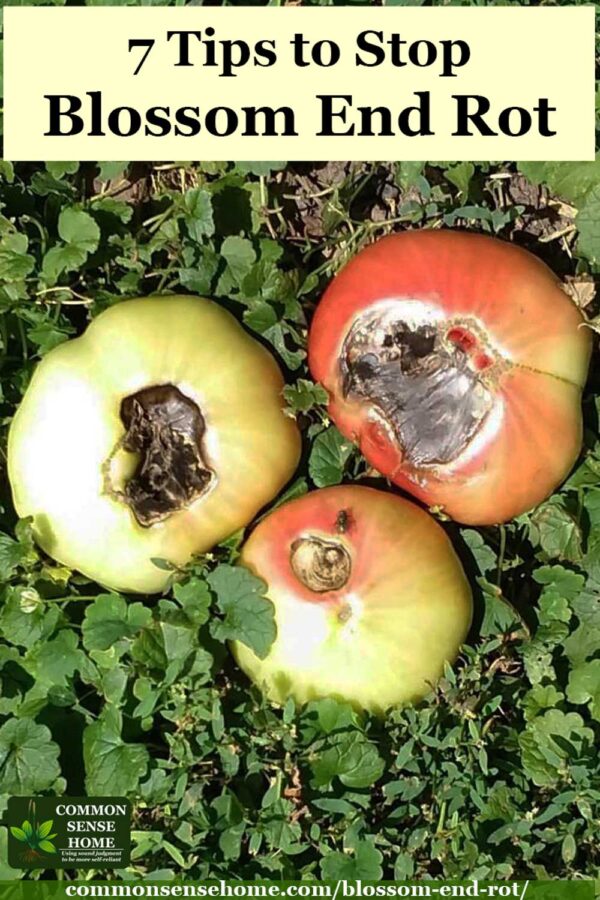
[581,315,600,335]
[562,275,596,309]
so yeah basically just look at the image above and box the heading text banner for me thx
[3,6,595,161]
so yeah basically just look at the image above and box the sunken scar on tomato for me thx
[340,303,495,466]
[106,384,214,528]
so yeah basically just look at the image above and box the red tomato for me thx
[308,231,591,525]
[231,485,472,714]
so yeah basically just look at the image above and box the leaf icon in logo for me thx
[38,820,54,839]
[11,814,58,858]
[38,840,57,854]
[10,827,27,843]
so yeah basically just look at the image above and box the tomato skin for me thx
[8,295,301,594]
[309,231,591,525]
[231,485,472,714]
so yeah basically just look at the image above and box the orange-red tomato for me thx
[231,485,472,714]
[309,231,591,525]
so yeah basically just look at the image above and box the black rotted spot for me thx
[120,384,213,527]
[342,320,491,467]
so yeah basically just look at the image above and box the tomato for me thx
[231,485,472,714]
[8,295,301,594]
[308,230,591,525]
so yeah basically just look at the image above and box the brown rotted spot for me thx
[290,535,351,593]
[341,313,493,467]
[120,384,213,527]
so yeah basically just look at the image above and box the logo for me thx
[7,797,131,869]
[9,801,57,863]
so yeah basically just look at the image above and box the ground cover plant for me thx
[0,154,598,883]
[0,2,599,883]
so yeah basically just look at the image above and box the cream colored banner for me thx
[3,6,595,162]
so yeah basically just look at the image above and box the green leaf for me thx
[183,188,214,242]
[23,629,81,687]
[41,244,87,284]
[160,622,196,684]
[528,502,583,563]
[309,427,354,487]
[83,705,149,795]
[521,642,555,687]
[0,232,35,282]
[30,171,74,198]
[263,322,306,370]
[533,565,585,602]
[9,827,27,843]
[306,698,356,735]
[173,578,211,626]
[45,162,79,179]
[82,594,152,652]
[321,841,383,880]
[131,623,168,672]
[58,207,100,252]
[38,840,57,854]
[519,159,600,206]
[311,731,385,789]
[208,565,276,660]
[96,161,128,181]
[564,623,600,666]
[235,162,286,176]
[38,820,54,839]
[561,833,577,865]
[0,161,15,183]
[575,185,600,268]
[566,659,600,720]
[42,207,101,283]
[519,709,594,787]
[461,529,497,575]
[0,589,60,650]
[445,161,474,197]
[283,379,329,414]
[538,592,571,626]
[240,257,287,303]
[394,852,415,879]
[27,321,72,355]
[577,184,600,267]
[220,236,256,286]
[522,684,564,722]
[92,197,133,224]
[395,161,426,190]
[0,719,61,792]
[478,579,523,637]
[219,822,245,860]
[0,533,31,580]
[243,302,278,334]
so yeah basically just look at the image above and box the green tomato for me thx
[8,295,300,593]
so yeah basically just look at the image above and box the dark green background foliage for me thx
[0,0,599,884]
